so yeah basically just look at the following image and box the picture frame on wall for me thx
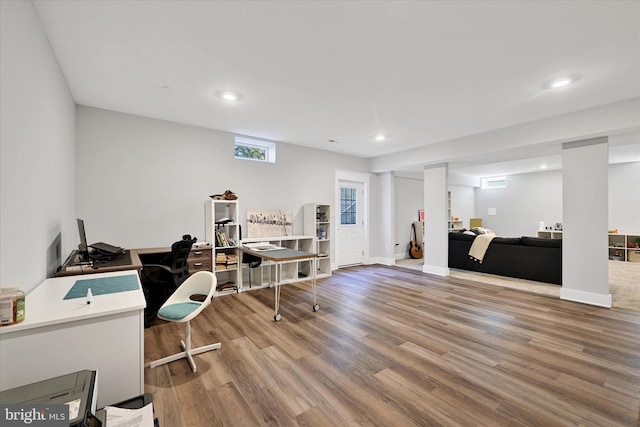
[246,209,292,238]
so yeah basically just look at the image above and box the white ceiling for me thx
[32,1,640,176]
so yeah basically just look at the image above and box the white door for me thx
[337,181,365,266]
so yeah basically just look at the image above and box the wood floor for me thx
[144,265,640,426]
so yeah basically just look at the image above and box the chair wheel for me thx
[313,304,320,312]
[274,313,282,322]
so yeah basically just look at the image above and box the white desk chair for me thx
[150,271,220,372]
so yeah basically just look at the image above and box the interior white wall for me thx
[475,170,563,237]
[374,173,395,264]
[448,184,475,229]
[609,162,640,233]
[423,165,449,276]
[394,175,423,259]
[76,106,369,249]
[0,1,76,294]
[474,163,640,237]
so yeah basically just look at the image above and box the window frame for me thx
[480,176,507,189]
[234,136,276,163]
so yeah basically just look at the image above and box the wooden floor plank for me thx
[144,264,640,426]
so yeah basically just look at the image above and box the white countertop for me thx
[0,270,146,334]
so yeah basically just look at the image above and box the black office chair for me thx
[242,252,262,289]
[140,234,197,326]
[237,224,261,289]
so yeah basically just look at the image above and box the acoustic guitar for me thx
[409,222,423,259]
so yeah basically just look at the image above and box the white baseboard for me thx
[560,288,612,308]
[423,265,449,276]
[367,257,395,266]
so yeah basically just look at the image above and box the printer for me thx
[0,370,99,426]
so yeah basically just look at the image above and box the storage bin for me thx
[628,251,640,262]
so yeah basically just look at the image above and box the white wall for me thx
[473,162,640,237]
[448,184,475,229]
[393,177,475,259]
[475,170,563,237]
[76,106,369,249]
[394,175,423,259]
[0,1,76,293]
[423,165,449,276]
[609,162,640,233]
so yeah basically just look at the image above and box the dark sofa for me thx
[448,232,562,285]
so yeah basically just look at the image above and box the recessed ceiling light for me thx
[215,90,242,102]
[540,164,547,169]
[543,74,581,90]
[375,134,386,142]
[551,79,571,88]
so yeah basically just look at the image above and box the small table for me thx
[239,247,319,321]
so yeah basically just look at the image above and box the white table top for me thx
[0,270,146,334]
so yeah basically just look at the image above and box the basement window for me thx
[481,176,507,189]
[234,137,276,163]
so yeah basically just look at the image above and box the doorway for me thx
[336,179,367,266]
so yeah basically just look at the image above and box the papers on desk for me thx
[104,403,154,427]
[244,242,285,251]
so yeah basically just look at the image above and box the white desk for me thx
[0,271,146,407]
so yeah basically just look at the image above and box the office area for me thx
[2,1,640,425]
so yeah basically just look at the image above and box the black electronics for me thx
[0,370,99,427]
[77,218,125,259]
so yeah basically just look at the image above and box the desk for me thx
[56,249,142,277]
[0,270,146,408]
[240,247,319,321]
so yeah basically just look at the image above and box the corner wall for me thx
[0,1,76,293]
[76,106,369,249]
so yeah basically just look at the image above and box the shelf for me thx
[215,266,238,272]
[608,232,640,262]
[304,204,332,278]
[206,199,241,296]
[536,230,563,239]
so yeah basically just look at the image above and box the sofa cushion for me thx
[520,236,562,248]
[491,237,521,245]
[449,232,476,242]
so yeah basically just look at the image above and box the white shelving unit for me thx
[304,203,332,278]
[536,230,640,262]
[240,236,316,289]
[205,199,240,295]
[608,232,640,262]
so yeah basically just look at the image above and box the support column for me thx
[423,164,449,276]
[378,172,395,265]
[560,137,611,307]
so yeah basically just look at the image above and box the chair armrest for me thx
[141,264,183,275]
